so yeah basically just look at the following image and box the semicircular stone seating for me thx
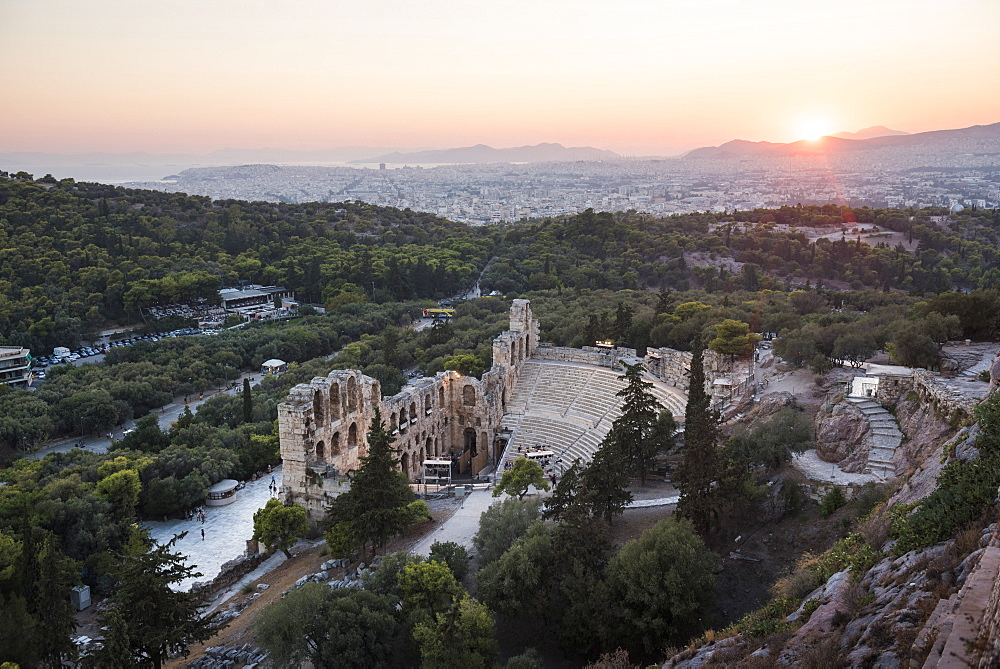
[500,360,686,471]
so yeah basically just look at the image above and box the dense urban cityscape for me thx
[128,143,1000,224]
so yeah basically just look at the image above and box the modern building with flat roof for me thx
[0,347,31,387]
[218,285,294,311]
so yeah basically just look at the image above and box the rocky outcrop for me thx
[663,529,989,668]
[187,643,268,668]
[664,382,998,669]
[814,400,871,472]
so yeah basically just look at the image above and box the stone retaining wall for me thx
[912,370,980,427]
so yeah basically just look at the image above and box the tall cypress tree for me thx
[676,335,721,535]
[242,377,253,423]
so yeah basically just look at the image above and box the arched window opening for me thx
[347,376,358,412]
[315,440,325,460]
[401,452,411,479]
[331,432,341,455]
[330,383,341,420]
[409,403,417,422]
[313,390,324,423]
[464,428,477,457]
[463,385,476,407]
[438,386,445,406]
[348,422,358,447]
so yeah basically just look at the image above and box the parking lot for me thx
[31,327,217,379]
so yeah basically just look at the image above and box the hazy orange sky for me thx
[2,0,998,155]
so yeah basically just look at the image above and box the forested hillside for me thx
[482,205,1000,295]
[0,177,492,352]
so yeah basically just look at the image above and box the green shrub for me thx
[406,499,432,523]
[428,541,470,581]
[735,597,797,637]
[890,455,1000,554]
[819,487,846,517]
[816,533,879,579]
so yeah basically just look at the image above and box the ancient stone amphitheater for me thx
[279,300,743,519]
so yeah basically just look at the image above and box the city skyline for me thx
[3,0,999,156]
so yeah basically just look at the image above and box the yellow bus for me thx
[422,308,456,319]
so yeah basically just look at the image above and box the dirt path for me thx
[168,503,461,667]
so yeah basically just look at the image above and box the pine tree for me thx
[32,534,79,666]
[326,408,415,557]
[676,336,721,535]
[96,530,218,669]
[542,460,586,522]
[608,363,664,486]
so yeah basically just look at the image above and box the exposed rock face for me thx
[990,352,1000,395]
[814,400,870,472]
[725,391,797,435]
[663,533,987,668]
[888,397,957,506]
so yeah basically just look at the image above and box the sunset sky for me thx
[2,0,998,156]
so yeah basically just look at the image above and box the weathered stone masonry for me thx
[279,300,539,518]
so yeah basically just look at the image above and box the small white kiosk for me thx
[261,358,288,376]
[205,479,240,507]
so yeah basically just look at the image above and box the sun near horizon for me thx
[794,117,836,142]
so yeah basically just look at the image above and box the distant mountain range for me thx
[683,122,1000,160]
[348,143,620,164]
[829,126,910,140]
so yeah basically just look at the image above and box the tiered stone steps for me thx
[499,360,686,471]
[846,397,904,480]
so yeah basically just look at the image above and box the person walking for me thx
[201,529,205,541]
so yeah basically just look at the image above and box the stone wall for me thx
[974,528,1000,667]
[872,373,913,406]
[912,370,979,426]
[278,300,538,519]
[645,346,755,403]
[533,344,636,368]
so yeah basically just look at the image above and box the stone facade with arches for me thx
[279,299,539,518]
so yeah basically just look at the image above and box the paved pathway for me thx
[792,449,878,485]
[628,496,679,507]
[410,487,680,560]
[411,488,495,557]
[144,467,282,592]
